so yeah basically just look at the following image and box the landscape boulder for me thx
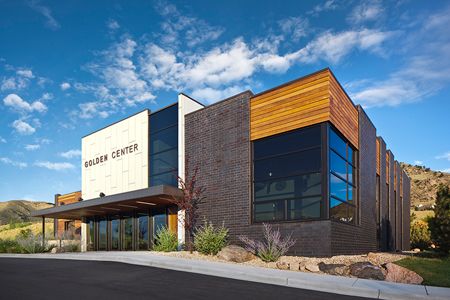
[50,247,64,254]
[384,263,423,285]
[217,245,255,263]
[305,263,320,273]
[349,262,385,280]
[318,262,349,276]
[276,262,290,270]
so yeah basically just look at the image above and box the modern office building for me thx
[32,68,410,256]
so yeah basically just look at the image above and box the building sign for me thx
[81,110,149,200]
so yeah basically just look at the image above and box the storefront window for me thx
[252,125,322,222]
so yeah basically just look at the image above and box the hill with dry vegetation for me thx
[401,163,450,209]
[0,200,53,225]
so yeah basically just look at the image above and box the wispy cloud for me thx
[308,0,338,16]
[0,157,27,168]
[348,7,450,107]
[107,19,120,30]
[25,144,40,151]
[34,161,75,171]
[59,149,81,159]
[28,0,60,30]
[347,0,384,24]
[414,160,424,165]
[0,136,6,143]
[436,152,450,161]
[60,82,71,90]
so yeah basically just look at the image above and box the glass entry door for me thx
[111,217,120,251]
[98,218,108,250]
[122,216,134,251]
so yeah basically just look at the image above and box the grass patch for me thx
[413,210,434,221]
[0,222,53,240]
[395,256,450,287]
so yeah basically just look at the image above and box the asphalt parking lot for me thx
[0,258,374,300]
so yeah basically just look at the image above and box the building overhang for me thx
[31,185,182,220]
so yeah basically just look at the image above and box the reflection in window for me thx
[252,125,322,222]
[98,218,107,250]
[329,126,357,224]
[138,214,149,250]
[111,218,120,250]
[122,217,133,250]
[152,210,167,245]
[88,219,95,251]
[149,104,178,187]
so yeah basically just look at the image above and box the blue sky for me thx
[0,0,449,202]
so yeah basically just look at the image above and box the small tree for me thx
[410,220,431,250]
[170,163,205,253]
[428,184,450,253]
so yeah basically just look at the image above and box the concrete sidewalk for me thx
[1,252,449,300]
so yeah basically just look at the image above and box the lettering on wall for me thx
[84,143,139,168]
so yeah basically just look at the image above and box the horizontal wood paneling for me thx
[329,75,359,148]
[250,69,359,149]
[376,138,380,175]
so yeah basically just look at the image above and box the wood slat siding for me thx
[56,191,82,237]
[250,69,359,149]
[167,206,178,235]
[386,152,390,183]
[376,138,380,175]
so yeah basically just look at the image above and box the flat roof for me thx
[31,185,182,219]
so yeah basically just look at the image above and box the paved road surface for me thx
[0,258,375,300]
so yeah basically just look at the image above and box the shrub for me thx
[153,226,178,252]
[428,184,450,253]
[17,233,55,254]
[194,221,228,255]
[239,223,296,262]
[0,239,22,253]
[410,220,431,250]
[64,243,80,252]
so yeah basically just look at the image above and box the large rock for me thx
[217,245,255,263]
[318,262,349,276]
[350,262,385,280]
[305,263,320,273]
[276,262,290,270]
[385,263,423,285]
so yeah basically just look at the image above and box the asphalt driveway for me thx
[0,258,374,300]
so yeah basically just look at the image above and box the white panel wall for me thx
[82,110,149,200]
[177,94,204,245]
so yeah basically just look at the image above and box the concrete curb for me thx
[1,252,449,300]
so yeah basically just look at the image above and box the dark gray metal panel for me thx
[31,185,182,218]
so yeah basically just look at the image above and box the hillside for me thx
[401,163,450,208]
[0,200,53,225]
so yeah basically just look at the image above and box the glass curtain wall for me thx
[329,126,357,224]
[252,125,322,222]
[149,104,178,187]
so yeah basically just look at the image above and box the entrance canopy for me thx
[31,185,182,220]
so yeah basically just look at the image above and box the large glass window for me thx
[87,218,95,251]
[149,105,178,187]
[111,217,120,250]
[122,216,133,251]
[138,213,149,250]
[252,125,322,222]
[152,209,167,245]
[98,218,107,250]
[329,127,357,224]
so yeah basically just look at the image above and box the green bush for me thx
[153,226,178,252]
[17,233,55,254]
[194,221,228,255]
[0,239,22,253]
[428,184,450,253]
[411,220,431,250]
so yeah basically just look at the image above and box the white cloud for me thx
[0,136,6,143]
[28,0,60,30]
[436,152,450,161]
[278,17,309,41]
[16,69,34,78]
[59,149,82,159]
[154,0,224,48]
[34,161,75,171]
[308,0,338,16]
[60,82,71,90]
[348,7,450,107]
[347,1,384,24]
[25,144,40,151]
[1,77,28,91]
[441,168,450,173]
[107,19,120,30]
[3,94,48,113]
[414,160,424,165]
[0,157,27,168]
[12,119,36,135]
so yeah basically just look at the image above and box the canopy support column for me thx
[42,216,46,247]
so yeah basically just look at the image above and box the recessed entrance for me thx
[86,206,176,251]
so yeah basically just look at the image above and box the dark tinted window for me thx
[151,126,178,154]
[150,149,178,175]
[330,173,347,201]
[329,128,347,159]
[150,172,177,186]
[254,148,321,181]
[150,104,178,133]
[330,150,347,179]
[252,126,323,223]
[254,125,321,159]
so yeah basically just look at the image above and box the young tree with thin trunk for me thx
[170,163,205,253]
